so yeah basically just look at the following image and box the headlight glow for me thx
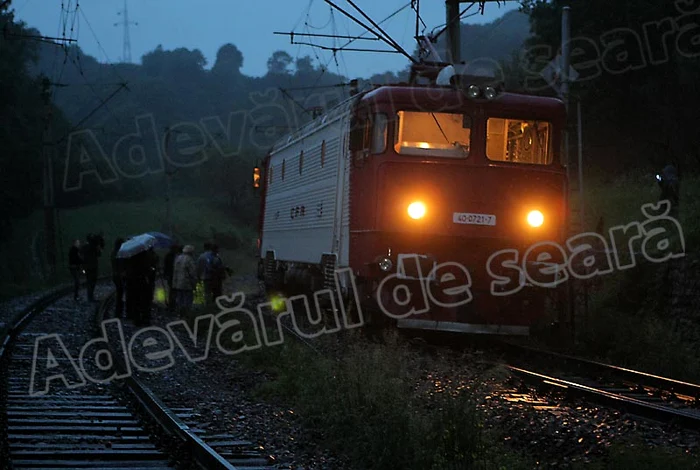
[467,85,480,98]
[407,201,427,220]
[527,210,544,228]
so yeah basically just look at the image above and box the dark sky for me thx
[13,0,519,78]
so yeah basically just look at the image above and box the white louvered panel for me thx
[261,108,352,265]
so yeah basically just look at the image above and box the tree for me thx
[267,50,293,75]
[0,4,61,240]
[212,43,244,76]
[295,55,315,75]
[142,45,207,79]
[521,0,700,171]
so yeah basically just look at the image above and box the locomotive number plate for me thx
[453,212,496,226]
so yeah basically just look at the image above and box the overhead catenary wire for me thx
[79,6,128,85]
[53,82,128,146]
[274,31,381,41]
[298,2,412,98]
[343,0,416,63]
[322,0,417,64]
[291,41,404,54]
[431,1,476,40]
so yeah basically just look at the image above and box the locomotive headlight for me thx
[484,86,497,100]
[527,210,545,228]
[407,201,427,220]
[378,257,393,272]
[467,85,480,98]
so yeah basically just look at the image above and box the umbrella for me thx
[145,231,175,249]
[117,234,157,259]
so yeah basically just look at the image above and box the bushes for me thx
[577,172,700,381]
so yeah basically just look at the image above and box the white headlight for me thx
[467,85,480,98]
[378,257,393,272]
[485,86,497,100]
[527,210,544,228]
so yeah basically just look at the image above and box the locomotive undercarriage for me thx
[257,249,568,337]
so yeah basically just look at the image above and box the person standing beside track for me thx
[111,238,126,318]
[82,233,104,302]
[657,164,680,218]
[197,242,212,305]
[173,245,197,313]
[204,244,227,305]
[142,247,158,326]
[68,240,83,301]
[163,244,181,312]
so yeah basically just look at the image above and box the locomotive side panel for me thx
[260,112,351,265]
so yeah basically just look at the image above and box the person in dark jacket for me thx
[657,164,680,217]
[124,251,140,323]
[111,238,126,318]
[82,233,104,302]
[68,240,83,301]
[163,244,181,312]
[143,247,158,326]
[205,244,227,304]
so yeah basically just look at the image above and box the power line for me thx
[54,83,128,146]
[274,31,381,41]
[1,28,77,44]
[79,7,128,85]
[282,82,350,92]
[306,2,412,91]
[322,0,417,64]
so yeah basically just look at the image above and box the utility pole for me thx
[446,0,461,64]
[41,77,56,277]
[561,5,571,171]
[561,6,571,112]
[444,1,502,65]
[115,0,137,63]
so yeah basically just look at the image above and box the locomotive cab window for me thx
[486,118,552,165]
[370,114,388,154]
[394,111,471,158]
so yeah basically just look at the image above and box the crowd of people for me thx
[163,242,229,312]
[68,235,230,325]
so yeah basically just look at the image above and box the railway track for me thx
[98,291,277,470]
[0,285,271,469]
[495,341,700,431]
[0,284,182,469]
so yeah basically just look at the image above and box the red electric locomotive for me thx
[254,63,569,335]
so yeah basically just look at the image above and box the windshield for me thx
[486,118,552,165]
[394,111,471,158]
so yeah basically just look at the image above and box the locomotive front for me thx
[349,83,569,334]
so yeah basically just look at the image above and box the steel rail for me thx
[506,365,700,431]
[497,340,700,400]
[0,278,111,362]
[95,291,238,470]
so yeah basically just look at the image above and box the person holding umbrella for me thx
[117,234,157,323]
[111,238,126,318]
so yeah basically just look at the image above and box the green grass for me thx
[580,170,699,249]
[0,197,258,300]
[572,170,700,381]
[238,330,531,470]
